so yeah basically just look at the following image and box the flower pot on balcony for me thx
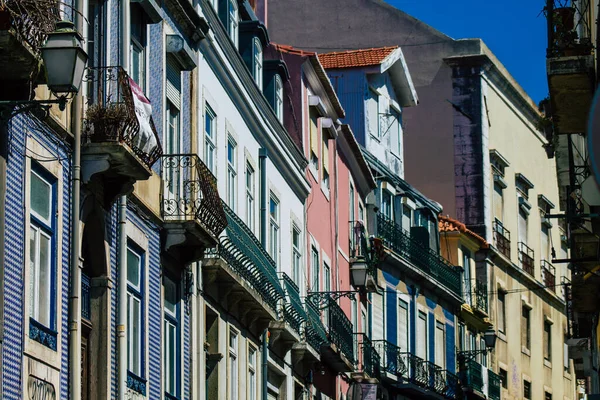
[554,7,576,32]
[85,103,128,142]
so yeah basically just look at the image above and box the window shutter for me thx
[518,209,528,245]
[435,322,445,368]
[493,183,503,220]
[398,300,408,352]
[310,114,318,156]
[564,342,569,369]
[322,138,329,173]
[417,311,427,359]
[371,292,383,341]
[166,56,181,109]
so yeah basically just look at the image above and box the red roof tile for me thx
[271,43,316,57]
[318,46,398,69]
[439,215,489,248]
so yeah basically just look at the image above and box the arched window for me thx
[253,37,263,88]
[228,0,238,47]
[274,74,283,122]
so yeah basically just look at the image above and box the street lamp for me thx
[350,257,369,288]
[457,326,497,363]
[0,20,87,119]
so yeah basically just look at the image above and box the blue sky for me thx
[385,0,548,104]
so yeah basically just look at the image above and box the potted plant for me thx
[554,6,576,32]
[84,102,128,142]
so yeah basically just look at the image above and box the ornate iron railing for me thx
[542,260,556,291]
[518,242,535,276]
[323,296,354,363]
[404,352,428,387]
[488,370,501,400]
[462,359,484,393]
[0,0,60,53]
[281,273,307,334]
[426,361,446,393]
[373,340,408,377]
[474,280,488,314]
[81,272,91,320]
[83,66,163,168]
[305,300,328,352]
[355,333,380,378]
[493,219,511,259]
[215,203,284,310]
[546,0,594,57]
[160,154,227,238]
[377,214,462,297]
[443,370,459,399]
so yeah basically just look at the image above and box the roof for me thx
[272,43,316,57]
[319,46,398,69]
[439,215,489,248]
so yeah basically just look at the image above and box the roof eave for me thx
[381,48,419,107]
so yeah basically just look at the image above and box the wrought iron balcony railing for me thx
[373,340,407,377]
[474,279,488,314]
[82,272,91,320]
[355,333,381,378]
[546,0,593,57]
[0,0,60,53]
[377,214,462,297]
[493,219,511,259]
[404,352,429,387]
[323,296,354,364]
[541,260,556,291]
[83,66,163,168]
[462,359,484,393]
[161,154,227,238]
[215,203,284,311]
[518,242,535,277]
[305,300,328,352]
[488,369,501,400]
[443,370,460,399]
[280,273,307,334]
[561,275,571,299]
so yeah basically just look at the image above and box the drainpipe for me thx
[258,148,268,400]
[69,1,87,399]
[117,0,130,398]
[0,117,7,400]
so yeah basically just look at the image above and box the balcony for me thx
[82,66,163,206]
[0,1,60,99]
[269,274,306,354]
[473,280,488,315]
[461,360,500,399]
[301,300,327,359]
[488,370,501,400]
[203,203,283,334]
[82,272,91,321]
[353,333,381,382]
[541,260,556,291]
[493,219,511,259]
[349,221,378,292]
[546,1,595,134]
[377,214,462,298]
[518,242,535,277]
[160,154,227,264]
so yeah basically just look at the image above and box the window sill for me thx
[309,164,319,182]
[564,369,572,380]
[521,346,531,357]
[498,331,507,342]
[544,359,552,369]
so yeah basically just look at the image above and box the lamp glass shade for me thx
[484,327,497,349]
[350,259,368,288]
[41,21,88,94]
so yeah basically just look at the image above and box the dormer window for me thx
[253,37,263,88]
[275,75,283,122]
[228,0,238,47]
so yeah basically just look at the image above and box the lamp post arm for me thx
[0,96,68,120]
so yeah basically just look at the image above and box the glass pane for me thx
[38,231,52,327]
[31,171,51,222]
[228,141,235,164]
[168,323,176,394]
[164,276,178,315]
[127,248,141,287]
[29,227,37,319]
[132,297,141,374]
[270,198,278,219]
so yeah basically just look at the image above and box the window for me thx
[402,204,412,231]
[163,274,180,398]
[227,139,237,209]
[390,107,402,155]
[398,300,409,352]
[248,346,257,400]
[523,380,531,399]
[545,392,552,400]
[246,164,254,231]
[417,311,427,360]
[349,183,356,223]
[229,330,238,400]
[253,37,263,88]
[29,166,56,337]
[274,75,283,122]
[381,190,392,220]
[292,227,302,286]
[499,368,508,389]
[130,5,146,92]
[518,208,528,246]
[480,337,487,366]
[322,132,330,191]
[497,291,506,334]
[205,105,216,173]
[522,306,530,350]
[309,110,319,171]
[165,103,181,200]
[544,320,552,361]
[541,224,550,261]
[127,246,143,380]
[227,0,238,47]
[311,247,319,291]
[323,263,331,324]
[462,248,472,306]
[564,334,569,371]
[367,88,379,138]
[493,183,504,222]
[269,195,280,265]
[435,321,445,369]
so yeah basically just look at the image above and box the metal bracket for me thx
[306,291,360,310]
[0,96,68,121]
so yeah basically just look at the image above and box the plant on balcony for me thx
[0,0,60,51]
[546,4,592,56]
[84,102,128,142]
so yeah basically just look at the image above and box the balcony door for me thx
[164,57,183,214]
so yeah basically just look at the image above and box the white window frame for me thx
[292,225,302,287]
[205,105,216,174]
[127,246,143,378]
[275,74,284,122]
[269,194,280,265]
[253,37,263,89]
[311,246,319,292]
[248,345,257,400]
[228,0,239,48]
[246,163,255,231]
[229,329,239,400]
[227,138,237,210]
[163,275,180,399]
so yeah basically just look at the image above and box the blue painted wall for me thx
[326,69,367,145]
